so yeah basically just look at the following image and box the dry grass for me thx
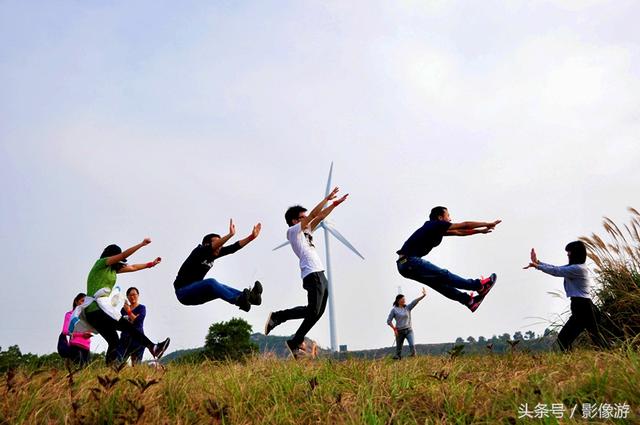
[581,207,640,341]
[2,347,639,424]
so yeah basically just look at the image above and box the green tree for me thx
[0,345,22,372]
[513,331,524,340]
[525,331,536,340]
[204,318,258,361]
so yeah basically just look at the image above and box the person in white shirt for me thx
[524,240,610,351]
[264,187,348,359]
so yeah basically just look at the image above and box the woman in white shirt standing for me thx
[525,240,610,351]
[387,287,427,359]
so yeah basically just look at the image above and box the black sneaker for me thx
[236,290,251,312]
[151,338,170,359]
[285,340,306,360]
[248,281,263,305]
[264,312,280,335]
[478,273,497,297]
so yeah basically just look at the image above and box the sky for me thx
[1,0,639,357]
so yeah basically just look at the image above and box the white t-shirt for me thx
[287,223,324,279]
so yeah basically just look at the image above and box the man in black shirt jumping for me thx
[174,219,263,312]
[397,206,501,312]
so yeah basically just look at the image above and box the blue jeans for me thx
[116,334,146,364]
[397,257,481,306]
[175,278,242,306]
[395,328,415,359]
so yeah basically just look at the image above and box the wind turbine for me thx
[274,162,364,352]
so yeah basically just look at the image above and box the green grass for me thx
[1,348,638,424]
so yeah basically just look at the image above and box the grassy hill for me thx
[2,347,638,424]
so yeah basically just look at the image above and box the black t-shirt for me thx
[174,242,242,290]
[397,220,452,257]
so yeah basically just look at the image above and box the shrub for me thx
[581,207,640,342]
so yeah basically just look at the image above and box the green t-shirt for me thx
[86,257,117,299]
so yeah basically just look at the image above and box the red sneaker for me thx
[478,273,497,297]
[467,294,485,313]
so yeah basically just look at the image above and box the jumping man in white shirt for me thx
[265,187,348,359]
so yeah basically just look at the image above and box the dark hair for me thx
[429,206,448,221]
[285,205,307,226]
[126,287,139,296]
[101,244,127,271]
[101,244,122,258]
[202,233,221,246]
[393,294,405,307]
[72,292,86,309]
[566,240,587,264]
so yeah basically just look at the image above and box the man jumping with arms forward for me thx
[264,187,348,359]
[396,206,501,312]
[174,219,263,312]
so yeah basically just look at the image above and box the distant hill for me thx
[162,333,557,363]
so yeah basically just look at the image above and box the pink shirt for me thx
[62,311,91,351]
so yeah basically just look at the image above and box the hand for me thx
[530,248,538,264]
[421,287,427,296]
[251,223,262,240]
[487,220,502,229]
[332,194,348,207]
[142,238,152,246]
[478,228,493,234]
[149,257,162,267]
[229,219,236,236]
[393,327,398,336]
[325,187,340,202]
[523,248,539,269]
[124,302,132,314]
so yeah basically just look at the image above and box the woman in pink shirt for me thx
[58,293,92,366]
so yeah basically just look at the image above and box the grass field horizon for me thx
[3,345,638,424]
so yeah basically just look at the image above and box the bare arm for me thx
[446,228,493,236]
[309,194,348,231]
[448,220,501,231]
[300,187,341,229]
[105,238,151,266]
[210,219,236,252]
[118,257,161,274]
[238,223,261,248]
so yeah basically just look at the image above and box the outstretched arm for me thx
[238,223,262,248]
[407,288,427,310]
[446,220,501,236]
[309,194,348,231]
[299,187,341,229]
[523,248,586,278]
[105,238,152,266]
[210,219,236,252]
[118,257,161,274]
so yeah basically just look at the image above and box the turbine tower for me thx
[274,162,364,352]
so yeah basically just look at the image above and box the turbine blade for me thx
[324,223,365,260]
[325,162,334,197]
[272,241,290,251]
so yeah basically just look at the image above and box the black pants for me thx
[85,308,154,364]
[272,271,329,346]
[557,297,610,351]
[57,333,90,366]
